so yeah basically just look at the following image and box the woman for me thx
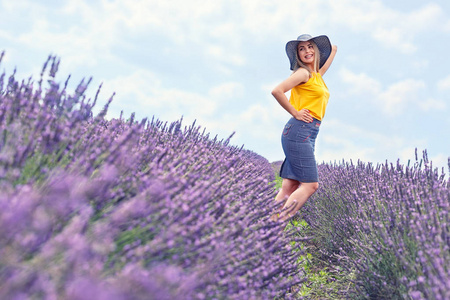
[271,34,337,222]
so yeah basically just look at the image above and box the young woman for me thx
[271,34,337,222]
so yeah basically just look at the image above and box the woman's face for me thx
[297,41,315,65]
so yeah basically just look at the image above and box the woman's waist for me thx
[289,98,328,120]
[287,117,321,128]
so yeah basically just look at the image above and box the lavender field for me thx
[1,53,449,300]
[298,153,449,299]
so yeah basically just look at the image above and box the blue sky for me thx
[1,0,449,173]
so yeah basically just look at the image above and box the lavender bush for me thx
[300,154,449,299]
[0,53,307,299]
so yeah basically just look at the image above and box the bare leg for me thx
[279,182,318,222]
[270,178,299,221]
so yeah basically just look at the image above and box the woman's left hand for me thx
[294,109,313,123]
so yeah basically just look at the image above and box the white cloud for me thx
[418,98,447,112]
[2,0,233,69]
[6,0,121,72]
[209,82,244,100]
[317,118,427,165]
[14,0,334,70]
[338,68,444,115]
[378,79,426,115]
[429,153,450,174]
[205,98,286,141]
[1,0,38,12]
[238,0,328,38]
[372,28,416,53]
[318,135,377,164]
[398,148,449,175]
[102,69,218,125]
[329,1,448,53]
[339,67,382,96]
[407,3,446,31]
[437,75,450,91]
[397,147,423,167]
[205,45,245,67]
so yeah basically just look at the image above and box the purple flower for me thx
[0,54,304,299]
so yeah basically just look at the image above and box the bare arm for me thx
[319,45,337,76]
[271,68,314,123]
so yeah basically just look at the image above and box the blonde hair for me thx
[293,41,321,76]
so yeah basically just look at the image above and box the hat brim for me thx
[285,35,332,71]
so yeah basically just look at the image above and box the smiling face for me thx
[297,41,315,66]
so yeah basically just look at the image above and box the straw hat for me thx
[285,34,332,70]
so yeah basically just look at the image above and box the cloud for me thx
[438,75,450,91]
[338,68,445,115]
[317,118,427,164]
[417,98,447,112]
[209,82,244,100]
[103,69,220,122]
[398,148,449,175]
[3,0,338,69]
[205,45,245,67]
[329,1,448,53]
[378,79,426,115]
[339,67,381,96]
[429,153,450,174]
[1,0,123,73]
[102,70,274,147]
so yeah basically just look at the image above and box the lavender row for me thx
[0,53,304,299]
[301,154,449,299]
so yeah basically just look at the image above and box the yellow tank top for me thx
[289,72,330,121]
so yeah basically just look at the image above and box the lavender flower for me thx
[301,152,449,299]
[0,53,304,299]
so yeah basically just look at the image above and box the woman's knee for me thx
[304,182,319,193]
[281,179,300,194]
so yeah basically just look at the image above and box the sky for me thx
[1,0,449,174]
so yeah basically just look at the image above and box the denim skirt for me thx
[279,117,321,183]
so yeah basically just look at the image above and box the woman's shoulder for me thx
[291,68,310,84]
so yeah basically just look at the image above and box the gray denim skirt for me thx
[279,117,321,183]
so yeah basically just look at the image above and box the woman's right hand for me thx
[294,109,313,123]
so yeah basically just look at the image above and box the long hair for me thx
[293,41,321,76]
